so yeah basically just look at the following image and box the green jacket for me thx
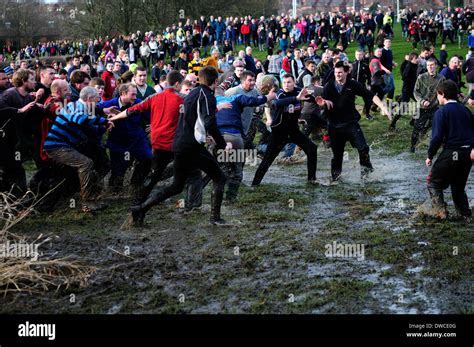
[135,84,156,100]
[414,72,445,110]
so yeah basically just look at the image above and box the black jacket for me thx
[0,87,40,149]
[174,57,188,72]
[270,87,308,129]
[322,79,374,128]
[351,60,371,86]
[401,61,418,87]
[172,85,226,153]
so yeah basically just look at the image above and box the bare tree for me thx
[140,0,179,31]
[71,0,114,39]
[0,0,48,47]
[112,0,142,35]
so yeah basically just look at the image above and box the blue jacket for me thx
[215,21,226,34]
[439,67,457,83]
[468,34,474,48]
[44,100,108,151]
[244,54,257,73]
[216,94,267,135]
[99,98,149,152]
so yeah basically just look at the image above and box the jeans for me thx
[283,143,296,157]
[383,73,395,99]
[221,133,245,186]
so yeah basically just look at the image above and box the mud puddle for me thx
[1,147,472,314]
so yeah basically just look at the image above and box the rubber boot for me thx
[210,184,226,225]
[428,187,448,219]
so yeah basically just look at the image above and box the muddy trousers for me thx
[411,108,436,149]
[202,133,245,201]
[329,123,372,180]
[135,149,202,209]
[427,148,472,217]
[44,147,99,203]
[109,147,151,203]
[221,133,245,201]
[252,124,317,186]
[138,147,227,222]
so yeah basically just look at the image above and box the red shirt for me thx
[282,56,291,73]
[127,88,183,151]
[40,95,65,162]
[101,70,117,100]
[241,24,251,35]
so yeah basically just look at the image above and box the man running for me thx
[117,67,232,226]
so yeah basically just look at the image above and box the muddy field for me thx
[1,137,473,314]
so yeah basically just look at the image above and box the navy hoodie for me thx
[428,101,474,159]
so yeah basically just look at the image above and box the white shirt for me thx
[129,48,135,62]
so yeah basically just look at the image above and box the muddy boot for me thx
[361,166,374,180]
[428,187,448,219]
[210,186,226,225]
[452,190,472,218]
[130,188,167,226]
[252,162,270,186]
[389,114,401,131]
[185,175,203,211]
[226,183,240,203]
[410,131,419,153]
[129,206,145,227]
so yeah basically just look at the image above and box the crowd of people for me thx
[0,6,473,225]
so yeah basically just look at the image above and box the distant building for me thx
[281,0,453,14]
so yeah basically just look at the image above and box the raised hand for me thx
[18,101,36,114]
